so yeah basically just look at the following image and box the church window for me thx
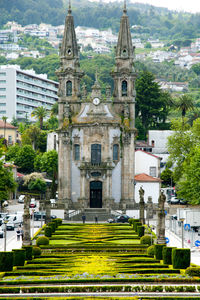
[122,80,127,96]
[74,144,80,160]
[113,144,119,161]
[91,144,101,165]
[66,80,72,96]
[149,166,156,177]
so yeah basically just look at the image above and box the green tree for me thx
[21,125,45,151]
[0,144,16,209]
[177,146,200,204]
[5,144,20,162]
[31,106,48,129]
[160,168,174,187]
[191,63,200,76]
[135,70,172,135]
[175,94,194,118]
[28,178,47,193]
[15,145,36,174]
[38,150,58,197]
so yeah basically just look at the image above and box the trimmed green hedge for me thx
[134,221,142,232]
[154,244,166,260]
[48,222,56,233]
[140,235,152,246]
[186,267,200,277]
[36,236,49,246]
[137,225,145,237]
[45,226,52,237]
[22,246,32,260]
[172,248,190,269]
[147,245,155,256]
[13,249,26,266]
[32,246,41,258]
[163,246,176,265]
[0,251,13,271]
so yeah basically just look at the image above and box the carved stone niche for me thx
[73,134,80,144]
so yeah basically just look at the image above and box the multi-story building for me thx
[0,65,58,122]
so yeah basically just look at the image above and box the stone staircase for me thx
[67,208,117,222]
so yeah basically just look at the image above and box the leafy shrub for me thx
[163,246,176,264]
[52,219,58,228]
[56,218,62,226]
[140,235,153,246]
[186,267,200,277]
[172,248,190,269]
[45,226,52,237]
[48,222,56,233]
[13,249,26,266]
[128,218,134,225]
[147,245,155,256]
[32,246,41,258]
[134,221,142,232]
[22,246,32,260]
[36,236,49,246]
[154,244,166,260]
[137,225,145,237]
[0,251,13,271]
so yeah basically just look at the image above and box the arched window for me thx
[113,144,119,161]
[74,144,80,160]
[91,144,101,165]
[66,80,72,96]
[122,80,127,96]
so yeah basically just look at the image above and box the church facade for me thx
[56,3,137,211]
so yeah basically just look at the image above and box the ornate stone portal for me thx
[57,3,136,212]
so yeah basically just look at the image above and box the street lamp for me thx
[180,218,185,248]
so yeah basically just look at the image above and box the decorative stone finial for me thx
[123,0,127,14]
[68,0,72,14]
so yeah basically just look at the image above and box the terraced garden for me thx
[0,222,200,299]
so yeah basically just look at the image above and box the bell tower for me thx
[56,1,84,209]
[112,0,136,129]
[112,1,137,211]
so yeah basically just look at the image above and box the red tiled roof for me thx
[135,173,162,182]
[0,120,17,129]
[135,149,161,160]
[17,172,24,177]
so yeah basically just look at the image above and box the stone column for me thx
[22,195,31,246]
[157,190,166,244]
[146,196,154,222]
[139,186,145,225]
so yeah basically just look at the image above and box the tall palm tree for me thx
[176,94,194,118]
[50,102,58,117]
[31,106,48,129]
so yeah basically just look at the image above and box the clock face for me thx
[93,97,100,105]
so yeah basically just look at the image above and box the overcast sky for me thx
[130,0,200,13]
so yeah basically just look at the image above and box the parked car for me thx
[179,199,188,205]
[29,198,36,208]
[34,212,57,221]
[4,214,23,228]
[18,195,25,203]
[108,214,130,223]
[169,196,180,204]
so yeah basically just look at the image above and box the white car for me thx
[18,195,25,203]
[0,227,4,238]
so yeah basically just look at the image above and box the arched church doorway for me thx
[90,181,102,208]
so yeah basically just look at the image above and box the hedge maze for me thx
[0,220,200,299]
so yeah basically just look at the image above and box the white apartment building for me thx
[0,65,58,122]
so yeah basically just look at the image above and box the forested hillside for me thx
[1,0,200,41]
